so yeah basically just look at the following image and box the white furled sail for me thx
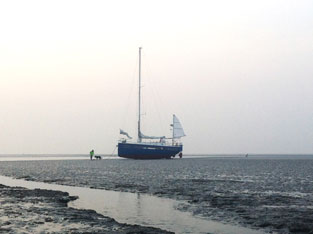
[139,131,165,139]
[173,115,186,138]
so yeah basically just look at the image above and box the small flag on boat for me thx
[120,129,132,139]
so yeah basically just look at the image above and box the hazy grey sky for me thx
[1,0,313,154]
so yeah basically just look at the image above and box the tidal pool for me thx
[0,175,263,234]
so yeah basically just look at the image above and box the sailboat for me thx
[118,47,186,159]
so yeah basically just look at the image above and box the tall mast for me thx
[138,47,142,142]
[172,115,174,146]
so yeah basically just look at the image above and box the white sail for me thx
[173,115,186,138]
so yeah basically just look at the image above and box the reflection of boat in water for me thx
[118,48,186,159]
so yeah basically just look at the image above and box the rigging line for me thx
[111,145,117,156]
[144,53,166,135]
[120,53,139,132]
[142,50,167,135]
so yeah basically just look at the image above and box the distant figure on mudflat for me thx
[90,150,94,160]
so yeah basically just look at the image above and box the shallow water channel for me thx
[0,175,263,234]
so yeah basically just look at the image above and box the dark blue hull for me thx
[118,142,183,159]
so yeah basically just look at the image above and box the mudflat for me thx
[0,184,171,233]
[1,156,313,233]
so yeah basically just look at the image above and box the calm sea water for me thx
[0,154,312,233]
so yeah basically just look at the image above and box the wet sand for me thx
[1,175,263,234]
[0,184,171,233]
[1,156,313,233]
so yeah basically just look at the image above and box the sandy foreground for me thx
[0,184,172,233]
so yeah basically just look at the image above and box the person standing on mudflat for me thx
[90,149,94,160]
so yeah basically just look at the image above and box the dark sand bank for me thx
[0,184,171,233]
[1,157,313,233]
